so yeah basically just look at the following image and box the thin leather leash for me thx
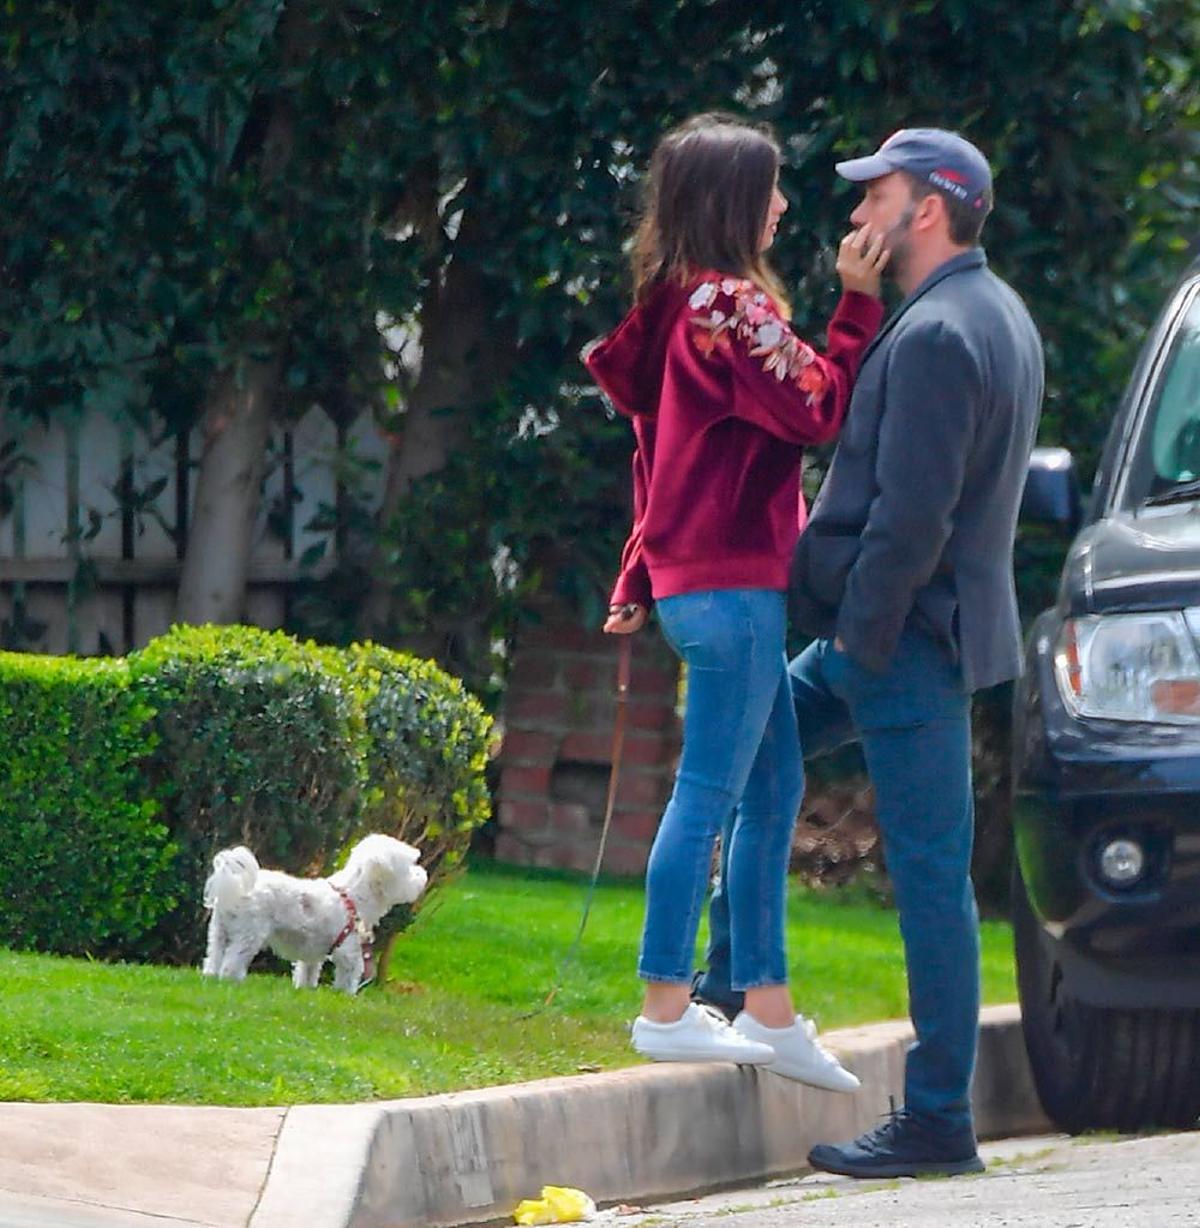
[522,634,633,1018]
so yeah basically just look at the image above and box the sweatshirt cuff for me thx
[834,289,886,333]
[611,575,653,610]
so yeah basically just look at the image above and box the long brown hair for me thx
[631,113,790,315]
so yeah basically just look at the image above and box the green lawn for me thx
[0,861,1015,1106]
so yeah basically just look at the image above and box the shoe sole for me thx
[808,1154,985,1179]
[634,1048,774,1065]
[765,1063,861,1093]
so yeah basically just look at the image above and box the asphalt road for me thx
[613,1131,1200,1227]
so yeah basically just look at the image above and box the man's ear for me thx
[914,191,947,235]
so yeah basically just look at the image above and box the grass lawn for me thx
[0,860,1015,1106]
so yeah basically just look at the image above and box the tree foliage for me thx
[2,1,1198,680]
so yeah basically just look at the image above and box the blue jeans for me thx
[639,589,804,990]
[695,628,980,1131]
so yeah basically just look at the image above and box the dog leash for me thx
[523,634,633,1018]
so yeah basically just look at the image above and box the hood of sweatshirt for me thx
[583,279,691,419]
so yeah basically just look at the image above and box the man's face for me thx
[849,171,917,279]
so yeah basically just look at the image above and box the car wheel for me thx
[1012,861,1200,1132]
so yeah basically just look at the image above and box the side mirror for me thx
[1021,446,1083,534]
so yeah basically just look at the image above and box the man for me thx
[693,128,1044,1177]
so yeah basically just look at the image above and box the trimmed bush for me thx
[0,627,493,967]
[128,625,364,962]
[0,653,175,957]
[338,644,493,977]
[343,643,491,879]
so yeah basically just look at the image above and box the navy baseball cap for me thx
[835,128,992,210]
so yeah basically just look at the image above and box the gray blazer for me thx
[790,248,1044,692]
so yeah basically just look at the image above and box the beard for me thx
[882,205,916,282]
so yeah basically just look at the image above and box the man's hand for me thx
[604,603,647,634]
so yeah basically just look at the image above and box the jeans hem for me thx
[729,977,788,992]
[638,971,692,985]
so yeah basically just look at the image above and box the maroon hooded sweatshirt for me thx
[585,273,884,608]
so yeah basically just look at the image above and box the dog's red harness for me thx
[329,884,374,988]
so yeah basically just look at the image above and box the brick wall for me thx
[495,603,681,876]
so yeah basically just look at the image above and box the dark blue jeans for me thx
[695,629,980,1132]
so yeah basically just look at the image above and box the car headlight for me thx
[1054,611,1200,723]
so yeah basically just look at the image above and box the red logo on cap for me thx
[935,167,967,184]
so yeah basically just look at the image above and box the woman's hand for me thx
[603,603,647,634]
[836,224,889,298]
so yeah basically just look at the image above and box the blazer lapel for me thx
[859,248,987,366]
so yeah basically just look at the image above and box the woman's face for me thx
[759,182,788,251]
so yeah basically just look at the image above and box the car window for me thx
[1125,284,1200,505]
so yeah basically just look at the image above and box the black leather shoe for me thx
[807,1103,984,1179]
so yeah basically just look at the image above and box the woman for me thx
[584,114,886,1089]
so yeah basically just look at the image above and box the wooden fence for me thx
[0,409,390,656]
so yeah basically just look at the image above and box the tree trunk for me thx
[176,354,281,623]
[358,217,507,639]
[174,2,306,625]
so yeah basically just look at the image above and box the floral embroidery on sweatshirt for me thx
[688,279,829,403]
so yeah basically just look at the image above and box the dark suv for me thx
[1013,251,1200,1132]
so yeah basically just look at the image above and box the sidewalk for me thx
[0,1005,1046,1228]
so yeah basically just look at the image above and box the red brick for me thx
[494,833,535,866]
[507,691,569,726]
[633,639,675,667]
[550,802,591,834]
[600,842,649,877]
[627,702,677,732]
[521,622,598,652]
[559,732,614,764]
[613,809,661,843]
[568,694,617,731]
[499,764,553,797]
[616,771,670,809]
[498,800,550,832]
[508,651,562,691]
[563,658,605,689]
[622,732,678,768]
[531,843,570,870]
[557,843,595,872]
[629,664,681,697]
[498,730,559,764]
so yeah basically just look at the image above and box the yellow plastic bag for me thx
[513,1185,597,1224]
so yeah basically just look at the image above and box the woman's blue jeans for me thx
[639,589,804,990]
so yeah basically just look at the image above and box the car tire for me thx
[1012,861,1200,1132]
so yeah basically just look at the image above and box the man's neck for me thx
[897,240,972,297]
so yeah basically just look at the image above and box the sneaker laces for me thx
[859,1096,911,1154]
[693,1002,737,1033]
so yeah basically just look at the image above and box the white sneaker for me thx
[732,1012,861,1092]
[632,1003,776,1065]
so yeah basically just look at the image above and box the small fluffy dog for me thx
[201,834,428,994]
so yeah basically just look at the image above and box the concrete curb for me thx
[251,1004,1048,1228]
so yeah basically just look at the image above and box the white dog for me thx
[201,834,428,994]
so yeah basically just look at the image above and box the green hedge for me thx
[0,654,174,956]
[0,626,492,966]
